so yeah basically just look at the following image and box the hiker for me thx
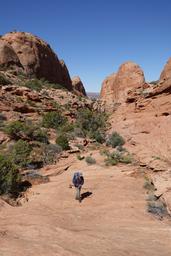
[72,172,84,202]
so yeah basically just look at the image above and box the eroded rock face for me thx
[1,32,72,90]
[0,40,22,69]
[100,73,116,102]
[160,57,171,81]
[100,62,145,104]
[72,76,86,96]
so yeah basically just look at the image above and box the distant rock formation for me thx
[100,73,116,103]
[1,31,72,90]
[100,62,145,104]
[160,57,171,81]
[72,76,86,96]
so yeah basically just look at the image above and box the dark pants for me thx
[75,186,81,201]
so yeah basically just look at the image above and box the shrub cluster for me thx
[75,108,107,143]
[42,111,67,129]
[21,78,64,92]
[4,120,48,143]
[0,73,11,85]
[104,150,132,166]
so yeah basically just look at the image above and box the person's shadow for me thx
[80,191,92,202]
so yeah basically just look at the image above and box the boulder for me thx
[1,32,72,90]
[72,76,87,96]
[100,62,145,104]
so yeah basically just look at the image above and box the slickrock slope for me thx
[100,58,171,216]
[1,32,73,90]
[0,152,171,256]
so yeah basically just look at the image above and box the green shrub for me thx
[42,111,67,129]
[72,127,85,138]
[105,151,121,166]
[0,113,6,128]
[104,151,132,166]
[119,154,132,164]
[0,73,11,85]
[4,120,48,143]
[85,156,96,165]
[11,140,32,167]
[23,79,43,91]
[106,132,125,148]
[76,108,107,142]
[4,121,27,139]
[77,154,85,161]
[0,155,21,195]
[56,134,70,150]
[32,128,48,143]
[91,130,105,144]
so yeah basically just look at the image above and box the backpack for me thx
[72,172,84,188]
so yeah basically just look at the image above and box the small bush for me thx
[119,154,132,164]
[143,178,154,191]
[0,113,6,128]
[77,154,85,161]
[106,132,125,148]
[4,121,28,139]
[11,140,32,167]
[147,201,167,216]
[4,120,48,143]
[0,155,21,195]
[0,73,11,85]
[42,111,67,129]
[105,151,121,166]
[104,151,132,166]
[72,127,85,138]
[91,130,105,144]
[32,128,48,143]
[56,134,70,150]
[23,79,43,91]
[85,156,96,165]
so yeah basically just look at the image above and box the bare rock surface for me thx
[0,152,171,256]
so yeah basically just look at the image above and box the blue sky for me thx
[1,0,171,92]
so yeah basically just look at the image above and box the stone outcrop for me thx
[1,32,72,90]
[100,62,145,104]
[71,76,86,96]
